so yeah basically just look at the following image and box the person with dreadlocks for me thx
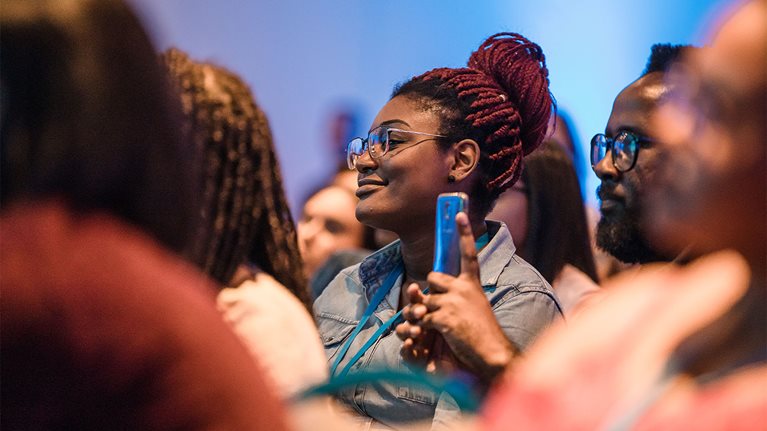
[313,33,562,427]
[162,48,327,400]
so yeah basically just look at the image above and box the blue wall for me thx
[130,0,730,209]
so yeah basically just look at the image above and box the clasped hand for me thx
[395,213,515,384]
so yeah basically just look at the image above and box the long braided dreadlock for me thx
[392,32,555,217]
[162,48,310,309]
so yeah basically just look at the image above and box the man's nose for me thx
[593,149,620,182]
[298,219,321,243]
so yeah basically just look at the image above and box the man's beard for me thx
[596,186,670,265]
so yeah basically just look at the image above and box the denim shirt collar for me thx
[358,220,517,302]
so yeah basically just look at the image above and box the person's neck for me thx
[397,216,487,305]
[399,232,435,286]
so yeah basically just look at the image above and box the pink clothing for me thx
[551,264,601,318]
[482,251,766,430]
[1,202,289,430]
[218,274,329,399]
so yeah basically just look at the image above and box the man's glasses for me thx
[590,131,653,173]
[346,126,445,170]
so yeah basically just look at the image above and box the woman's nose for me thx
[355,149,378,173]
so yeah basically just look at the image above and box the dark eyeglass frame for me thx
[346,125,446,170]
[590,131,654,173]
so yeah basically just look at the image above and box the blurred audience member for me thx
[163,48,309,306]
[162,48,327,399]
[305,172,398,300]
[489,141,599,316]
[548,110,588,189]
[483,2,767,428]
[0,1,288,429]
[548,110,626,282]
[298,185,376,282]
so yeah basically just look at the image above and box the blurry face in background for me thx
[647,1,767,261]
[488,180,529,252]
[298,186,366,278]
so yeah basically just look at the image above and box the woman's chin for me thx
[355,204,390,232]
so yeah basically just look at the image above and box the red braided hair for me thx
[402,32,554,199]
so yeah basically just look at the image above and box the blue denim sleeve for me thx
[492,289,563,351]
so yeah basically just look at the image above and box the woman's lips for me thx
[355,183,383,198]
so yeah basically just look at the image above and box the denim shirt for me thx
[313,220,563,428]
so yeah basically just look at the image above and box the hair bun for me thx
[468,32,554,155]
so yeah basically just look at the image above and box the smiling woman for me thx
[313,32,563,428]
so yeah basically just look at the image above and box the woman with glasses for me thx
[313,33,562,427]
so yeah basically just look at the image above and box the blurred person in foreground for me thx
[162,48,327,399]
[481,1,767,429]
[0,1,288,429]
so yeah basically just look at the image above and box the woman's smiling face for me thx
[354,95,453,235]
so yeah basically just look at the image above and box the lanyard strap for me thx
[336,309,405,378]
[329,264,403,377]
[329,232,491,378]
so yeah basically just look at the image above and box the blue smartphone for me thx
[433,192,469,276]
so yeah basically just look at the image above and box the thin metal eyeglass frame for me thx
[346,126,446,170]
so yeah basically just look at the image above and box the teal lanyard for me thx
[329,264,404,378]
[329,231,491,379]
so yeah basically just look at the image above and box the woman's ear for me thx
[450,139,480,182]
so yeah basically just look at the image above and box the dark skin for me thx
[354,95,487,295]
[593,72,675,264]
[397,212,517,384]
[649,2,767,378]
[354,95,515,384]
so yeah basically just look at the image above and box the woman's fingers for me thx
[455,212,480,283]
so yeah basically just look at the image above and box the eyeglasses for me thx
[590,131,653,173]
[346,125,446,170]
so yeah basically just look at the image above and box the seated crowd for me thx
[2,0,765,430]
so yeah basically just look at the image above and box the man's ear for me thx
[450,139,480,181]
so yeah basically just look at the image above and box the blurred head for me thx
[548,110,590,198]
[350,33,554,236]
[0,0,196,254]
[298,185,375,277]
[592,44,692,264]
[549,112,576,158]
[649,0,767,268]
[490,141,597,283]
[162,49,308,303]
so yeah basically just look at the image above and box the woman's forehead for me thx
[370,96,441,132]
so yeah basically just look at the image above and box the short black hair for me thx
[641,43,693,76]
